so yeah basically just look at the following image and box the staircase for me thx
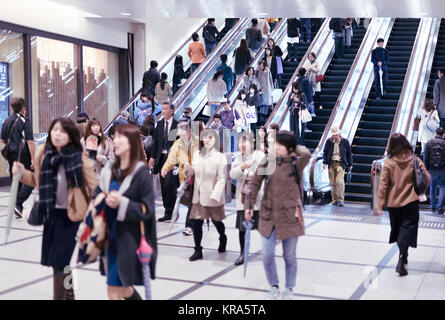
[345,18,421,203]
[304,24,366,152]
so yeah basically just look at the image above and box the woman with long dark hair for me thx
[187,128,228,261]
[81,118,114,177]
[233,39,252,79]
[246,84,262,133]
[172,55,188,94]
[155,72,173,104]
[266,37,284,87]
[287,82,307,145]
[95,124,157,299]
[378,133,430,276]
[13,117,98,300]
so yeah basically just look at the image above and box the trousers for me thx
[329,161,345,202]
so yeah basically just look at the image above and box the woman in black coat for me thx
[266,38,284,87]
[172,55,188,94]
[245,84,262,134]
[287,82,307,145]
[95,123,157,300]
[233,39,252,78]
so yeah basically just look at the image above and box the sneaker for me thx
[281,288,294,300]
[338,201,344,207]
[268,286,280,300]
[304,128,312,133]
[14,206,23,219]
[311,113,316,117]
[183,227,193,236]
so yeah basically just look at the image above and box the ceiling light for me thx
[120,12,132,16]
[258,12,268,16]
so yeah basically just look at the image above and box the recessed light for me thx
[120,12,132,16]
[258,12,268,16]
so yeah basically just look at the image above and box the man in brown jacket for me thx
[245,131,311,300]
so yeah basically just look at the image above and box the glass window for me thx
[0,29,25,178]
[31,36,78,135]
[83,46,119,128]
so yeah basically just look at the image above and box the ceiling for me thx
[48,0,445,20]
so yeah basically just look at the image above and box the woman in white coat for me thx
[186,128,228,261]
[230,133,265,265]
[418,99,440,152]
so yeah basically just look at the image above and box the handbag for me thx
[26,193,44,226]
[300,108,313,123]
[240,176,252,204]
[180,175,194,207]
[1,117,19,161]
[413,156,428,195]
[316,75,325,83]
[245,105,257,124]
[425,111,439,133]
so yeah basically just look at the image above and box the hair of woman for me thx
[84,118,106,148]
[386,133,413,158]
[160,72,168,90]
[45,117,82,152]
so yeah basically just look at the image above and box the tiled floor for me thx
[1,185,445,300]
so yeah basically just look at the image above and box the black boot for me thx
[234,252,244,265]
[53,273,65,300]
[189,247,203,261]
[402,254,408,265]
[218,235,227,253]
[396,256,408,276]
[124,287,142,300]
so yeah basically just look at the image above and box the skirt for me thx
[190,203,225,221]
[388,201,419,248]
[41,209,80,269]
[236,210,259,231]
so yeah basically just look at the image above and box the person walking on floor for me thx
[142,60,160,97]
[94,124,157,300]
[149,103,180,222]
[155,72,173,104]
[202,18,220,55]
[188,33,206,74]
[80,118,114,178]
[323,125,353,207]
[287,18,302,63]
[371,38,389,99]
[0,97,35,218]
[12,117,97,300]
[245,131,311,300]
[187,128,228,261]
[161,116,199,236]
[434,68,445,128]
[230,133,265,265]
[377,133,431,276]
[246,18,263,52]
[217,54,235,95]
[424,127,445,214]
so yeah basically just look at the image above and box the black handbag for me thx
[413,156,428,195]
[27,194,45,226]
[1,117,19,161]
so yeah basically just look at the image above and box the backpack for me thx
[429,143,445,170]
[413,156,428,195]
[203,26,216,43]
[143,135,153,152]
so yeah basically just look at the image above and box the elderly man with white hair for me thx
[322,125,353,207]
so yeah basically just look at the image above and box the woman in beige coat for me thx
[187,128,228,261]
[303,52,322,108]
[378,133,430,277]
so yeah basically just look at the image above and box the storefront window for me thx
[83,46,119,128]
[31,36,78,134]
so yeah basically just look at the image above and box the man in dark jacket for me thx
[371,38,390,99]
[287,18,302,62]
[296,68,315,116]
[217,54,235,95]
[0,97,35,218]
[323,125,353,207]
[142,60,160,96]
[203,18,220,55]
[329,18,347,59]
[434,68,445,128]
[424,127,445,213]
[149,102,179,222]
[246,18,262,52]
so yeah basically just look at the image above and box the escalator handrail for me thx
[204,18,288,127]
[267,18,331,128]
[384,19,426,154]
[155,18,251,123]
[104,89,142,133]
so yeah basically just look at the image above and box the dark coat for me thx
[96,162,157,284]
[246,27,262,50]
[434,77,445,118]
[203,24,220,44]
[234,47,252,75]
[142,68,160,94]
[287,18,302,37]
[217,62,234,88]
[323,137,353,170]
[296,77,314,104]
[150,118,178,174]
[246,147,312,240]
[267,46,284,81]
[329,18,346,33]
[371,47,390,71]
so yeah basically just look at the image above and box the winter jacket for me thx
[233,47,252,75]
[246,27,262,50]
[256,67,274,105]
[329,18,346,33]
[246,147,312,240]
[424,136,445,171]
[246,92,262,108]
[296,77,314,104]
[302,59,321,92]
[434,77,445,119]
[161,138,199,183]
[217,62,235,89]
[323,137,353,170]
[371,47,390,71]
[96,161,157,283]
[242,75,261,93]
[202,24,220,44]
[188,41,206,64]
[142,68,160,94]
[134,100,161,126]
[378,154,430,210]
[155,82,173,104]
[80,136,115,177]
[207,78,227,103]
[287,18,302,38]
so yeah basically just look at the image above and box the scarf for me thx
[39,144,84,221]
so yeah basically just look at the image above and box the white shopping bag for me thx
[245,105,258,124]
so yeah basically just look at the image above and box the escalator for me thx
[304,24,366,152]
[345,18,421,203]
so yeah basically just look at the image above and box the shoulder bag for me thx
[1,117,20,161]
[425,111,440,133]
[300,107,313,123]
[413,156,428,195]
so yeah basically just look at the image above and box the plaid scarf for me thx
[39,145,84,221]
